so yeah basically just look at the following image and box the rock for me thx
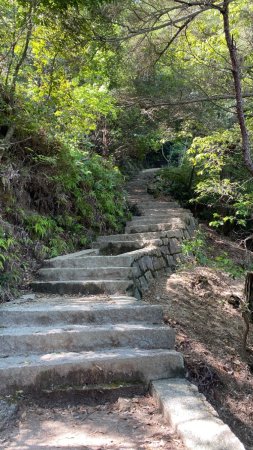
[143,256,154,272]
[145,270,154,284]
[139,276,149,291]
[169,238,181,255]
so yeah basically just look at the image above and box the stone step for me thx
[127,217,182,227]
[140,208,181,215]
[127,181,148,187]
[127,194,151,199]
[126,221,185,234]
[37,267,137,282]
[31,280,134,295]
[96,240,162,253]
[96,232,164,243]
[0,302,164,326]
[139,202,180,209]
[98,240,146,255]
[126,220,185,229]
[131,213,190,221]
[44,248,98,266]
[0,348,184,394]
[43,255,135,269]
[0,323,175,356]
[140,209,191,218]
[152,379,245,450]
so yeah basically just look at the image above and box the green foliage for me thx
[153,126,253,233]
[181,230,209,266]
[0,232,15,270]
[24,215,59,239]
[212,252,245,279]
[156,163,194,202]
[5,144,128,257]
[149,139,194,202]
[182,230,248,279]
[187,127,253,229]
[0,226,21,302]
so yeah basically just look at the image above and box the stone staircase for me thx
[0,169,189,394]
[0,169,246,450]
[31,169,196,298]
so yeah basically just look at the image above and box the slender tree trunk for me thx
[222,0,253,176]
[10,3,33,96]
[243,272,253,354]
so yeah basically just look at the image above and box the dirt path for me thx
[1,395,185,450]
[143,265,253,450]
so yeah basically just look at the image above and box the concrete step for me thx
[98,240,146,255]
[95,232,164,243]
[131,213,189,221]
[152,379,245,450]
[126,218,187,228]
[128,193,147,198]
[140,208,181,215]
[0,323,175,356]
[140,212,190,219]
[139,202,180,209]
[31,280,134,295]
[0,302,164,326]
[37,267,137,282]
[0,348,184,394]
[44,249,98,266]
[127,217,174,226]
[43,255,135,269]
[97,240,162,253]
[128,193,150,197]
[126,221,185,234]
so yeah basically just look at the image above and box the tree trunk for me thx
[243,272,253,354]
[222,0,253,176]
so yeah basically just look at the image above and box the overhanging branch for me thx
[123,92,253,109]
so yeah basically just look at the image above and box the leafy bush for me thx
[152,126,253,234]
[187,128,253,229]
[0,226,22,302]
[0,129,130,301]
[182,230,209,266]
[182,230,249,278]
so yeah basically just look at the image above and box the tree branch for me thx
[133,92,253,109]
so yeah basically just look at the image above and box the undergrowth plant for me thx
[0,129,130,301]
[154,127,253,235]
[0,226,21,302]
[182,230,249,279]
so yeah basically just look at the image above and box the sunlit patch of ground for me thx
[1,396,185,450]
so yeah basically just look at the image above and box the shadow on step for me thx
[99,241,145,256]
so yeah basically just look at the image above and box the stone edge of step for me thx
[0,349,185,395]
[151,378,245,450]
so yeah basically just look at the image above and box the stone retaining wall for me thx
[126,212,196,299]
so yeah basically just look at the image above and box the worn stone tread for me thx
[37,267,137,281]
[43,255,136,269]
[152,379,245,450]
[31,280,134,295]
[0,301,163,325]
[0,323,175,355]
[0,349,184,394]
